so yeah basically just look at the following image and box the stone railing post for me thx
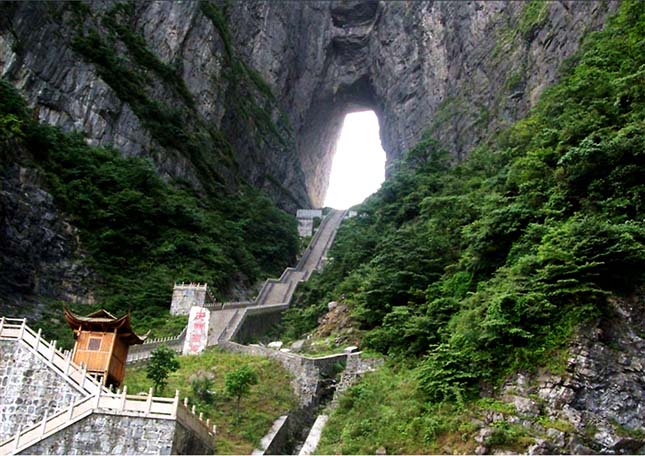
[120,385,128,410]
[67,399,75,421]
[171,390,179,418]
[95,384,102,408]
[49,340,57,362]
[14,426,21,451]
[64,351,72,376]
[40,411,48,438]
[79,363,87,390]
[0,316,5,334]
[18,319,26,339]
[145,387,153,415]
[34,328,42,353]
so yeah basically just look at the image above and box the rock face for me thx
[0,0,617,207]
[0,165,94,314]
[0,1,618,316]
[473,295,645,455]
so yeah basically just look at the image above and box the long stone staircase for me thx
[208,209,347,343]
[0,318,215,455]
[126,209,346,361]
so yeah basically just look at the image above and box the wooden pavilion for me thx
[64,307,147,387]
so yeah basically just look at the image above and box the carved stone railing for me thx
[0,317,106,396]
[0,386,215,455]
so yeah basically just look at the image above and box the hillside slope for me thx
[286,1,645,453]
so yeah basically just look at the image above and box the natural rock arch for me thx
[0,0,617,209]
[297,75,384,207]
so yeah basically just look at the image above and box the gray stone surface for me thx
[19,412,181,455]
[0,1,616,313]
[0,165,94,315]
[170,284,207,316]
[221,341,346,408]
[474,296,645,455]
[0,1,616,208]
[0,339,84,441]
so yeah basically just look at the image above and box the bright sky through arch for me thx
[324,111,386,209]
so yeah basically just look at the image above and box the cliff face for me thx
[0,1,617,309]
[0,1,616,207]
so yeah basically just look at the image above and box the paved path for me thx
[208,209,346,343]
[255,209,346,307]
[297,209,346,279]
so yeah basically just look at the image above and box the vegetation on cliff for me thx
[0,77,298,339]
[285,1,645,452]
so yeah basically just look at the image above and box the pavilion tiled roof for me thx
[63,307,148,344]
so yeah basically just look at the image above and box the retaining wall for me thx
[0,339,84,441]
[220,341,346,407]
[19,411,211,455]
[233,304,289,344]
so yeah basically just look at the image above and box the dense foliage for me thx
[286,0,645,404]
[0,77,298,335]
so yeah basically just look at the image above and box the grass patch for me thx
[538,416,576,434]
[318,363,482,455]
[123,347,297,454]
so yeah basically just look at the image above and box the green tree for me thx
[146,346,180,394]
[225,365,259,420]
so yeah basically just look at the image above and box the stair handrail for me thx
[0,386,215,456]
[0,318,106,396]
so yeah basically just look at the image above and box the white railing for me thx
[0,318,106,396]
[174,282,208,290]
[0,386,216,455]
[126,326,187,363]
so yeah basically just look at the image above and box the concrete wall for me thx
[19,411,213,455]
[221,341,346,407]
[0,339,84,441]
[170,285,206,316]
[172,418,214,455]
[234,309,286,344]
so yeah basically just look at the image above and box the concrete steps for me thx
[205,209,346,346]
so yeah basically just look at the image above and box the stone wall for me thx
[331,353,383,407]
[18,411,213,455]
[170,284,207,316]
[0,339,84,441]
[234,308,286,345]
[171,417,214,455]
[221,341,346,407]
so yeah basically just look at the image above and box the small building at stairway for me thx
[63,307,147,387]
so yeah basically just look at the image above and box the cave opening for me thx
[323,110,386,209]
